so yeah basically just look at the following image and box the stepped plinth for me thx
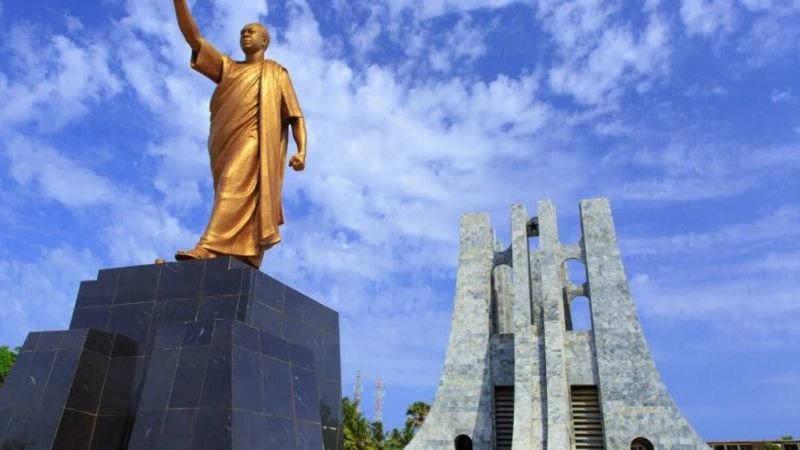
[0,257,342,450]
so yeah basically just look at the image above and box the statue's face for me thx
[240,23,268,54]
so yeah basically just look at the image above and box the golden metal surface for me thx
[172,0,307,268]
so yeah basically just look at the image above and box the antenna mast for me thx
[354,370,363,412]
[374,377,385,422]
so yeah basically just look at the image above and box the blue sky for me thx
[0,0,798,441]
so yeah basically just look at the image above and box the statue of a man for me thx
[171,0,307,268]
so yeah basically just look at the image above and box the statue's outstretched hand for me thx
[289,153,305,171]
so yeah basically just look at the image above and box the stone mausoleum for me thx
[407,199,709,450]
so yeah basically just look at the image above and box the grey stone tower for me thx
[406,199,708,450]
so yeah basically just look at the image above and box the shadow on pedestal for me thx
[0,257,342,450]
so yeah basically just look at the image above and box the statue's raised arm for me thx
[172,0,202,52]
[171,1,308,269]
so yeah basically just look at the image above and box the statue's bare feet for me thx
[175,246,218,261]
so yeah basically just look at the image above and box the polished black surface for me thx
[0,329,137,449]
[130,316,339,449]
[1,257,342,449]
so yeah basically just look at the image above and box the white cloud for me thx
[137,1,581,391]
[381,0,525,19]
[111,0,234,209]
[0,246,101,346]
[2,1,798,424]
[100,196,197,265]
[630,273,650,286]
[738,249,800,274]
[739,12,800,65]
[771,88,795,103]
[680,0,738,36]
[594,120,629,136]
[111,0,547,273]
[0,28,121,132]
[427,15,489,73]
[209,0,269,54]
[538,0,617,54]
[64,13,84,32]
[636,274,800,347]
[605,143,800,201]
[348,6,383,56]
[711,85,728,95]
[622,206,800,257]
[692,1,800,65]
[339,308,452,388]
[331,0,517,77]
[614,179,749,201]
[739,0,800,12]
[541,1,672,106]
[4,137,115,207]
[626,204,800,353]
[1,134,196,266]
[118,0,176,38]
[686,84,729,97]
[258,5,565,251]
[738,0,771,10]
[0,1,585,395]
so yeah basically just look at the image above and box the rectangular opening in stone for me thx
[570,385,605,450]
[493,385,513,450]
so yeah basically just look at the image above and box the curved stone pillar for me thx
[406,214,495,450]
[580,199,708,449]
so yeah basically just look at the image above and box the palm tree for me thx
[404,401,431,432]
[370,420,386,449]
[386,424,415,449]
[341,397,431,449]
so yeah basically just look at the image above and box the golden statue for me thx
[171,0,307,268]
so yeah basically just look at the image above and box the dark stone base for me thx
[0,257,341,450]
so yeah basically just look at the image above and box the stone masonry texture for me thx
[405,199,709,450]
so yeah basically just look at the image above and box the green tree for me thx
[369,420,386,449]
[341,397,431,450]
[0,346,19,386]
[386,424,415,449]
[342,397,372,450]
[383,400,431,448]
[404,401,431,432]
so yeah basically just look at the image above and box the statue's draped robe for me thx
[191,39,302,267]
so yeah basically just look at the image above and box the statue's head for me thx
[240,23,270,54]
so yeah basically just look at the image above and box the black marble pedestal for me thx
[0,257,341,450]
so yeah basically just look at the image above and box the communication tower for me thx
[354,370,363,412]
[374,378,385,423]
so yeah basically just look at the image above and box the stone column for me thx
[509,204,546,450]
[406,213,495,450]
[581,198,707,449]
[537,200,572,449]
